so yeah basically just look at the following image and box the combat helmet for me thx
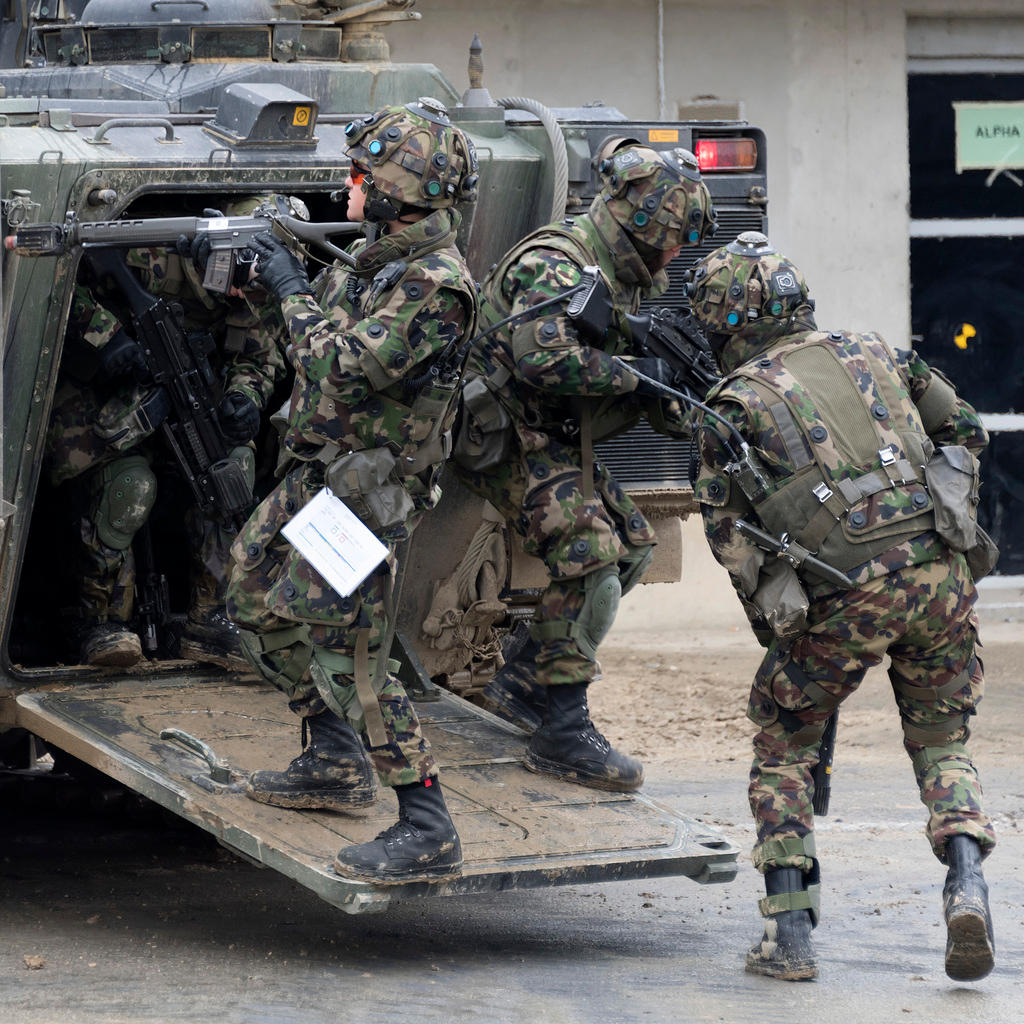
[686,232,814,367]
[343,97,479,222]
[594,146,717,255]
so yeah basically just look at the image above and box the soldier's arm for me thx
[506,249,641,397]
[280,278,468,401]
[899,348,989,455]
[222,296,289,410]
[693,400,781,640]
[70,284,124,350]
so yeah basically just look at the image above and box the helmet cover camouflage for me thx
[687,231,811,334]
[343,97,479,214]
[596,146,717,251]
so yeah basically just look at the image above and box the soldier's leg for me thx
[888,552,995,980]
[459,454,549,730]
[180,447,254,670]
[746,581,904,979]
[78,456,157,667]
[308,566,459,883]
[227,472,376,811]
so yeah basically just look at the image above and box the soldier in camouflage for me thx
[46,198,289,668]
[455,146,716,791]
[690,232,996,982]
[222,99,479,883]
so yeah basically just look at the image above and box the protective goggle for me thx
[348,162,370,186]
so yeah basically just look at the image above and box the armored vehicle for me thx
[0,0,767,913]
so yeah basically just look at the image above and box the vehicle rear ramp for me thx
[15,676,738,914]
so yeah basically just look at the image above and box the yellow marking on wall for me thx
[649,129,679,143]
[954,323,977,350]
[293,106,312,127]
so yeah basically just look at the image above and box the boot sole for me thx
[523,751,643,792]
[744,952,819,982]
[245,784,377,811]
[332,856,463,886]
[945,909,995,981]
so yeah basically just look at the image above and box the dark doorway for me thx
[909,71,1024,574]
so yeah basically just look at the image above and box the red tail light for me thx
[695,138,758,172]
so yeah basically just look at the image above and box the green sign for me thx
[954,101,1024,172]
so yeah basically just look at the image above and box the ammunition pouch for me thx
[93,386,170,452]
[924,445,980,552]
[324,448,415,535]
[965,524,1000,582]
[749,559,809,640]
[453,375,513,472]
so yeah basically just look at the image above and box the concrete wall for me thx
[390,0,1024,350]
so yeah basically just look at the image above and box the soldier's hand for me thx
[627,356,676,398]
[176,232,211,274]
[217,391,261,444]
[97,328,148,380]
[250,232,313,300]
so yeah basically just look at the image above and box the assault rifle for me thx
[625,305,722,398]
[5,207,360,292]
[812,712,838,816]
[86,248,253,530]
[566,265,722,398]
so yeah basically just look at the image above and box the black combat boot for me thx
[246,711,376,811]
[480,635,546,734]
[746,867,818,981]
[523,682,644,792]
[180,606,249,672]
[333,776,462,884]
[943,834,995,981]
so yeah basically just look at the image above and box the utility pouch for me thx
[750,559,809,640]
[453,376,512,471]
[965,523,1000,582]
[324,448,415,534]
[923,445,979,552]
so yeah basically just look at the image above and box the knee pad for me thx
[618,544,654,595]
[93,455,156,550]
[576,565,622,660]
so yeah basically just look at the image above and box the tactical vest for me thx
[472,216,646,442]
[711,330,937,573]
[291,237,478,484]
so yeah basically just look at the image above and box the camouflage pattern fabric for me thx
[694,311,995,884]
[458,202,695,688]
[46,252,288,624]
[227,209,476,787]
[747,550,995,870]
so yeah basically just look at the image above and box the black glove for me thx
[97,328,147,380]
[628,357,676,398]
[250,232,313,300]
[176,231,211,275]
[217,391,261,445]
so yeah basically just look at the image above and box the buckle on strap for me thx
[812,482,833,504]
[879,446,896,467]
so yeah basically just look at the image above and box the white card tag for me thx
[281,488,388,598]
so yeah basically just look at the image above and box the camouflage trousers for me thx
[458,433,656,686]
[747,549,995,880]
[226,462,434,788]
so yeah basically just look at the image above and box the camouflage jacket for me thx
[465,202,689,448]
[278,207,478,508]
[695,326,988,601]
[71,247,287,410]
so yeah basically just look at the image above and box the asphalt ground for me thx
[1,573,1021,1024]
